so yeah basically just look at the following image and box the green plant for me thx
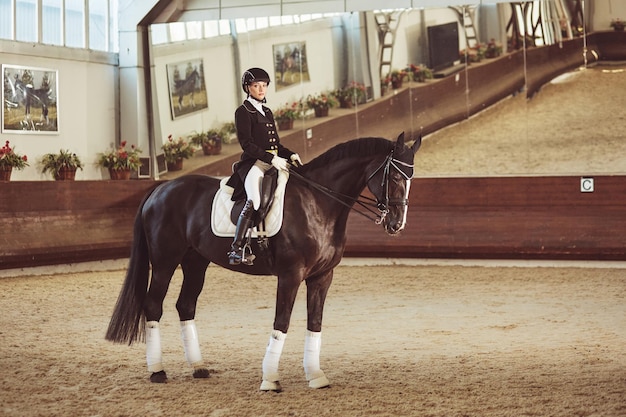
[97,141,142,171]
[332,82,367,105]
[610,18,625,30]
[219,122,237,144]
[306,92,338,110]
[40,149,83,177]
[408,64,433,82]
[0,140,29,170]
[485,39,503,58]
[162,134,195,163]
[274,101,303,122]
[389,69,407,83]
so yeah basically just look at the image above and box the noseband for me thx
[366,150,414,224]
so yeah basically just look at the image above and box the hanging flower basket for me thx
[108,168,132,180]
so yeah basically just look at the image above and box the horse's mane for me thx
[297,137,393,173]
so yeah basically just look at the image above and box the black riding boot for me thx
[228,200,256,265]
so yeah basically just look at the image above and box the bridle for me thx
[365,149,414,224]
[289,149,414,224]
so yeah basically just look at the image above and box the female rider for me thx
[226,67,302,265]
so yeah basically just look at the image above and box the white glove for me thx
[290,153,303,167]
[271,156,289,171]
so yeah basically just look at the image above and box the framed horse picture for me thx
[273,41,310,90]
[2,64,59,134]
[166,59,208,120]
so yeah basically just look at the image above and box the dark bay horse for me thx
[105,133,421,390]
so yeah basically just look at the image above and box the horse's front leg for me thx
[303,269,333,389]
[260,275,301,392]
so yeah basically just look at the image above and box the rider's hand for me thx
[271,156,290,171]
[290,153,303,167]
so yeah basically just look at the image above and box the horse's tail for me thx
[105,193,152,345]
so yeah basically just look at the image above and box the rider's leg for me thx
[228,164,265,265]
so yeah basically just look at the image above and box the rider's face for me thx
[247,81,267,101]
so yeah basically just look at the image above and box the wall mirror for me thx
[147,1,624,178]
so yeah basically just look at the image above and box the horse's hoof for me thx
[308,374,330,389]
[260,380,283,392]
[150,370,168,383]
[192,368,210,379]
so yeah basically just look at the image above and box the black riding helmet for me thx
[241,67,271,95]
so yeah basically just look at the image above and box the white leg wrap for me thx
[180,320,204,368]
[146,321,163,373]
[303,330,330,388]
[260,330,286,390]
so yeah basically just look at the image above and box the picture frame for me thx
[166,59,208,120]
[2,64,59,134]
[273,41,310,90]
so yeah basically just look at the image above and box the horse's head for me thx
[366,132,421,235]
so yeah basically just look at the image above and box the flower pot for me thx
[167,158,184,171]
[339,98,353,109]
[277,119,294,131]
[54,167,77,181]
[0,166,12,181]
[202,141,222,155]
[614,25,625,32]
[109,168,132,180]
[314,106,329,117]
[391,80,403,89]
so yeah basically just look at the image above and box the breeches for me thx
[244,160,271,210]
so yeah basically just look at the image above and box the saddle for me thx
[211,167,289,238]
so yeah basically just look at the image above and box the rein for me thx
[289,150,414,224]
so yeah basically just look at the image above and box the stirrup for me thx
[229,245,256,266]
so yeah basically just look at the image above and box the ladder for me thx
[450,5,479,49]
[374,11,402,82]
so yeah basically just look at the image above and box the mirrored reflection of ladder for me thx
[450,5,479,48]
[375,11,402,81]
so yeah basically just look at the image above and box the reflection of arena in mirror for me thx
[415,66,626,177]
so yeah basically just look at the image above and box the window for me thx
[65,0,84,48]
[16,0,37,42]
[0,0,12,39]
[89,0,108,51]
[42,0,62,45]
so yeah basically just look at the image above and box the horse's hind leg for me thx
[177,251,210,379]
[144,263,178,383]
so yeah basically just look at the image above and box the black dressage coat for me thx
[226,100,296,201]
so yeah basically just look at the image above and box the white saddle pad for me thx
[211,171,289,238]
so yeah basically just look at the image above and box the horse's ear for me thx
[395,132,405,148]
[411,134,422,154]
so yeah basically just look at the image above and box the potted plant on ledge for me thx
[332,81,367,108]
[190,130,222,156]
[408,64,433,83]
[97,140,142,180]
[40,149,83,180]
[162,134,195,171]
[306,92,337,117]
[0,140,28,181]
[610,18,625,31]
[389,69,408,89]
[274,101,302,130]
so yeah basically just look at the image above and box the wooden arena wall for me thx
[1,33,624,270]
